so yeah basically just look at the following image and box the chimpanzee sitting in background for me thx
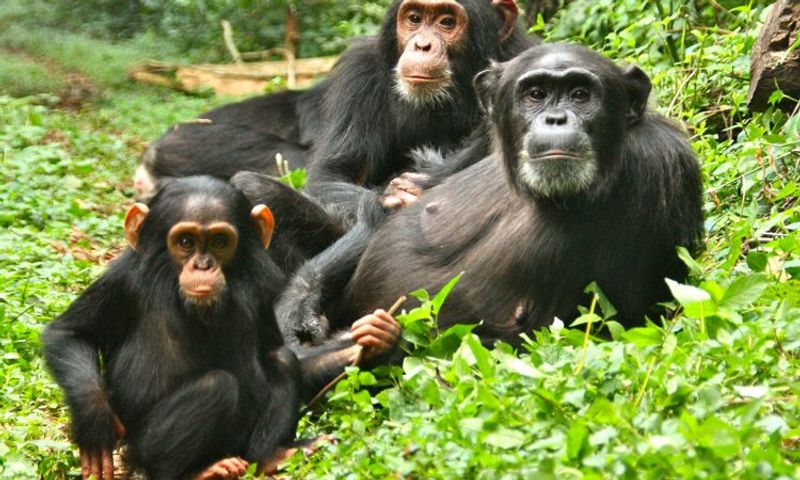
[134,84,326,199]
[41,177,400,480]
[277,43,704,350]
[232,0,534,274]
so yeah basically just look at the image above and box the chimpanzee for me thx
[230,0,534,274]
[277,43,704,350]
[41,176,400,480]
[134,83,326,199]
[303,0,533,222]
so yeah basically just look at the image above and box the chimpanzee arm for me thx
[414,125,493,186]
[276,193,387,346]
[304,40,393,224]
[379,128,492,210]
[41,254,135,452]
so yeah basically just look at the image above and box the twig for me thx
[307,296,407,408]
[221,20,243,65]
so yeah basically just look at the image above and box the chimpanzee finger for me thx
[79,449,90,479]
[222,457,248,476]
[195,463,226,480]
[379,195,404,209]
[113,415,127,439]
[351,323,397,347]
[88,451,101,480]
[372,309,401,331]
[356,334,391,353]
[352,311,401,339]
[102,449,113,480]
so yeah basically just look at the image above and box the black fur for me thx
[137,82,326,198]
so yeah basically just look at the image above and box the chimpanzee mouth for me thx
[517,150,599,199]
[531,150,585,161]
[404,75,446,84]
[395,70,453,108]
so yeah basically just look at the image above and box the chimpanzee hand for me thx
[350,309,402,359]
[193,457,249,480]
[379,172,430,209]
[79,414,125,480]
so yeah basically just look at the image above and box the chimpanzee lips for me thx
[404,75,446,84]
[532,150,584,160]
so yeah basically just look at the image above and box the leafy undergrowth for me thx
[0,1,799,479]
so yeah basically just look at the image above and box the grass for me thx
[1,1,799,479]
[0,53,65,97]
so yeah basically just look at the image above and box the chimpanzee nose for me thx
[194,255,213,270]
[414,38,432,52]
[544,111,568,126]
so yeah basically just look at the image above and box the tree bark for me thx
[747,0,800,112]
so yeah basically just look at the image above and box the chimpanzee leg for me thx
[230,171,346,273]
[126,370,241,480]
[245,348,302,463]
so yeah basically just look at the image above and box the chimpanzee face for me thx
[123,177,275,310]
[476,44,651,201]
[394,0,470,107]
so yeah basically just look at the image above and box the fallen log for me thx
[128,56,337,96]
[747,0,800,112]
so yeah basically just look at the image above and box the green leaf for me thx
[621,327,662,347]
[566,419,588,460]
[485,428,525,449]
[665,278,717,318]
[463,334,493,378]
[431,272,463,317]
[719,274,768,309]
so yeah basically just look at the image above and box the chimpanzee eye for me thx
[408,12,422,24]
[178,234,195,251]
[571,88,591,103]
[527,88,547,102]
[211,234,229,250]
[440,16,457,29]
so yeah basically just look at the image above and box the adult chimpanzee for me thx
[231,0,534,273]
[277,43,704,350]
[41,176,400,480]
[134,84,326,199]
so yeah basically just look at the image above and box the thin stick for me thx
[221,20,243,65]
[307,296,407,408]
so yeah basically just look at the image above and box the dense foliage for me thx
[25,0,392,60]
[1,0,798,478]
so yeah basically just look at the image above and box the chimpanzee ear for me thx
[492,0,519,42]
[473,62,502,116]
[124,203,149,251]
[623,65,651,125]
[250,204,275,249]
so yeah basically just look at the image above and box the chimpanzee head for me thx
[382,0,522,108]
[123,176,274,309]
[475,43,652,201]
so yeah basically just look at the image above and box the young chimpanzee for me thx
[42,176,400,480]
[278,43,704,350]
